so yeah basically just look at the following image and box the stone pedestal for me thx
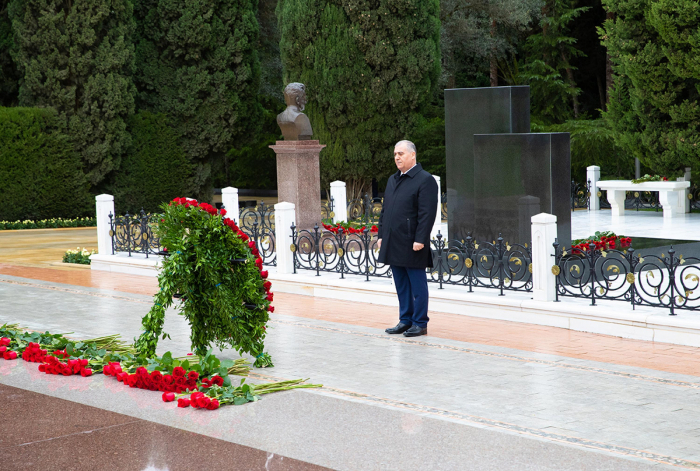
[269,140,325,230]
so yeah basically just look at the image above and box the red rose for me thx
[162,392,176,402]
[0,346,6,353]
[0,337,10,346]
[251,247,259,256]
[248,241,256,249]
[38,364,46,372]
[260,270,268,279]
[104,365,113,376]
[263,281,272,291]
[255,258,263,269]
[220,208,227,216]
[212,376,224,386]
[117,372,128,382]
[172,366,185,377]
[80,368,93,377]
[187,371,199,381]
[136,366,148,376]
[177,398,191,408]
[267,293,274,301]
[239,232,249,242]
[206,399,220,410]
[267,306,275,313]
[163,374,173,385]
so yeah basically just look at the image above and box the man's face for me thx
[394,144,416,173]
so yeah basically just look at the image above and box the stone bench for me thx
[596,180,690,218]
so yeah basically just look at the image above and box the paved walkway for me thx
[2,228,700,469]
[2,265,700,469]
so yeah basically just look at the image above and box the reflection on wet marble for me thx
[572,209,700,242]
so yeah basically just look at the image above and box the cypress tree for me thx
[601,0,700,176]
[520,0,589,123]
[0,0,19,106]
[9,0,136,186]
[133,0,263,200]
[277,0,441,196]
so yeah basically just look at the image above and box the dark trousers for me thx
[391,265,430,328]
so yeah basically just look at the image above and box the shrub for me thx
[62,247,95,265]
[111,112,195,214]
[0,217,96,230]
[0,107,92,221]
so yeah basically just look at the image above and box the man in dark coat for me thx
[377,140,438,337]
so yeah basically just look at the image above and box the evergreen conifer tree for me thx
[133,0,263,199]
[520,0,589,123]
[601,0,700,176]
[0,0,19,106]
[277,0,441,196]
[9,0,136,185]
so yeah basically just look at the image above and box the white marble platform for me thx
[572,209,700,241]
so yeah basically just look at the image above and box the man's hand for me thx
[376,238,382,250]
[413,242,424,251]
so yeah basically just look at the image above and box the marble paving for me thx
[1,274,699,470]
[572,210,700,242]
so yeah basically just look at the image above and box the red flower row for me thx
[322,223,379,234]
[572,236,632,253]
[0,337,18,359]
[39,355,93,377]
[175,391,219,410]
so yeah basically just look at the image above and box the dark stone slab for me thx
[472,133,571,247]
[0,383,329,471]
[445,86,530,242]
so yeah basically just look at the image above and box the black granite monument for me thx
[473,133,571,246]
[445,85,571,246]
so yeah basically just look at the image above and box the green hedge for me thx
[0,107,92,221]
[111,111,195,214]
[0,217,96,230]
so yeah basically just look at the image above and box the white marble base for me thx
[572,210,700,241]
[90,253,160,277]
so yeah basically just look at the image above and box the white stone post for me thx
[330,181,347,223]
[95,194,115,256]
[587,165,600,211]
[684,167,691,213]
[430,176,447,240]
[531,213,558,302]
[221,187,239,222]
[274,202,296,274]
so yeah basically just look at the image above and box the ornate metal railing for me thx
[238,201,275,233]
[321,197,334,220]
[347,194,383,224]
[291,225,532,294]
[109,209,161,257]
[690,184,700,213]
[625,190,661,211]
[553,242,700,315]
[571,180,591,210]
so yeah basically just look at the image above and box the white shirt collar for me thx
[401,163,417,176]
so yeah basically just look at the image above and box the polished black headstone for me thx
[445,86,530,242]
[472,133,571,247]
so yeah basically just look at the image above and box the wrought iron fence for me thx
[690,184,700,213]
[321,197,334,220]
[589,187,662,211]
[553,241,700,315]
[347,194,383,224]
[238,201,275,233]
[571,180,590,210]
[291,225,532,294]
[109,210,161,256]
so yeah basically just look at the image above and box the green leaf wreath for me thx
[134,197,274,367]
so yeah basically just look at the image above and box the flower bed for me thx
[62,247,96,265]
[1,323,321,411]
[0,217,96,230]
[322,221,378,234]
[571,231,632,254]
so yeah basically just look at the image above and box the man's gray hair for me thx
[395,140,417,157]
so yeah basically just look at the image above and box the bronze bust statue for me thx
[277,83,313,140]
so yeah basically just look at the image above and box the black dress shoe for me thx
[385,323,411,334]
[403,325,427,337]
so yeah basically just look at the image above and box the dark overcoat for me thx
[377,163,438,269]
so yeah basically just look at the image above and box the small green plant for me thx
[631,174,668,184]
[62,247,96,265]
